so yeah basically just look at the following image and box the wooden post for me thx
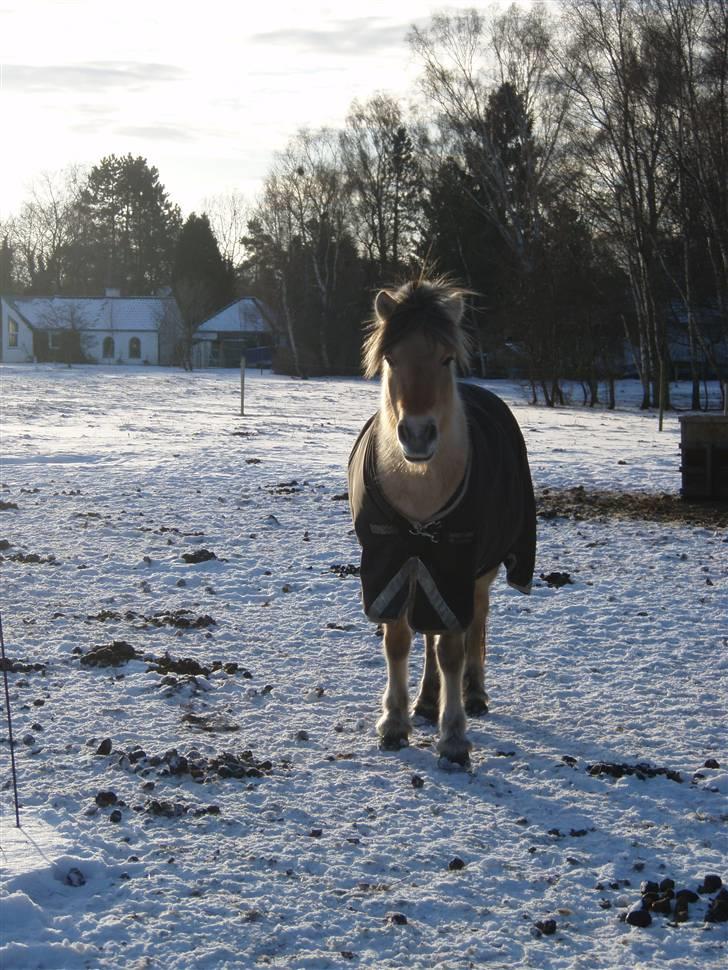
[240,355,246,416]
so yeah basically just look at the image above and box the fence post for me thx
[0,613,21,827]
[240,355,246,416]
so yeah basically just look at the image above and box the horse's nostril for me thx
[397,418,437,457]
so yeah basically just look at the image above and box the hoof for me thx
[412,700,439,724]
[437,752,471,771]
[436,737,472,767]
[464,695,489,718]
[378,734,409,751]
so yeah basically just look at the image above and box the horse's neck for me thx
[375,396,469,524]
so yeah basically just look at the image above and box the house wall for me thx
[0,300,35,362]
[192,341,213,369]
[84,331,159,365]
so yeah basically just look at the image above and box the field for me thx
[0,364,726,970]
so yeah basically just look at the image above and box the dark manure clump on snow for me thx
[80,641,141,667]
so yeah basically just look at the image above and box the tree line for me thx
[2,0,726,408]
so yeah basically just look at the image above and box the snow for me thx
[0,363,726,969]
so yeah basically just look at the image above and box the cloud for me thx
[3,61,186,93]
[114,124,194,143]
[251,17,414,56]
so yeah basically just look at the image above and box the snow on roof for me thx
[196,298,271,335]
[7,296,174,332]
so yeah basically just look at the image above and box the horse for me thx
[348,278,536,766]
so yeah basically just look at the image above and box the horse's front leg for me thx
[436,632,471,765]
[412,634,440,723]
[377,615,412,749]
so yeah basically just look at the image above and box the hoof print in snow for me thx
[64,867,86,887]
[411,774,424,789]
[388,913,408,926]
[539,571,573,588]
[109,809,123,824]
[534,918,557,936]
[448,857,465,871]
[0,500,19,511]
[81,641,140,668]
[95,790,118,807]
[703,758,721,769]
[294,730,310,741]
[96,738,113,756]
[181,549,218,564]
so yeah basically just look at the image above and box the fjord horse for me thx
[348,279,536,766]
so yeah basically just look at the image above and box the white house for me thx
[0,291,179,365]
[192,298,274,368]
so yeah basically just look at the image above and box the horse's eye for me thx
[442,356,454,367]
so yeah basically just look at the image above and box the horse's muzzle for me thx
[397,417,438,462]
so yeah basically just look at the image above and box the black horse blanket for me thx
[348,382,536,633]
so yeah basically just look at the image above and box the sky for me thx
[0,0,506,221]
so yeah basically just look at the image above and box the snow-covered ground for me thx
[0,364,726,970]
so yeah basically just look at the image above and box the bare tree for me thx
[243,129,355,374]
[556,0,682,412]
[340,94,424,278]
[202,190,250,268]
[410,5,571,271]
[7,166,86,292]
[37,300,91,363]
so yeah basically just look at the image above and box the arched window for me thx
[129,337,141,359]
[102,336,115,358]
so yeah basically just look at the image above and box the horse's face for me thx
[383,330,457,463]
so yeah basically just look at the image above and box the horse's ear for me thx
[440,291,464,325]
[374,290,398,321]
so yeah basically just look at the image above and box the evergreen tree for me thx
[0,236,16,291]
[171,212,236,368]
[76,154,182,294]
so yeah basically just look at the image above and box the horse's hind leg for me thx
[436,632,471,766]
[463,569,497,717]
[377,615,412,750]
[412,634,440,723]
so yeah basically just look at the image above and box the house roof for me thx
[196,298,271,335]
[5,296,174,333]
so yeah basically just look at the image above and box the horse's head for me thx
[363,279,471,463]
